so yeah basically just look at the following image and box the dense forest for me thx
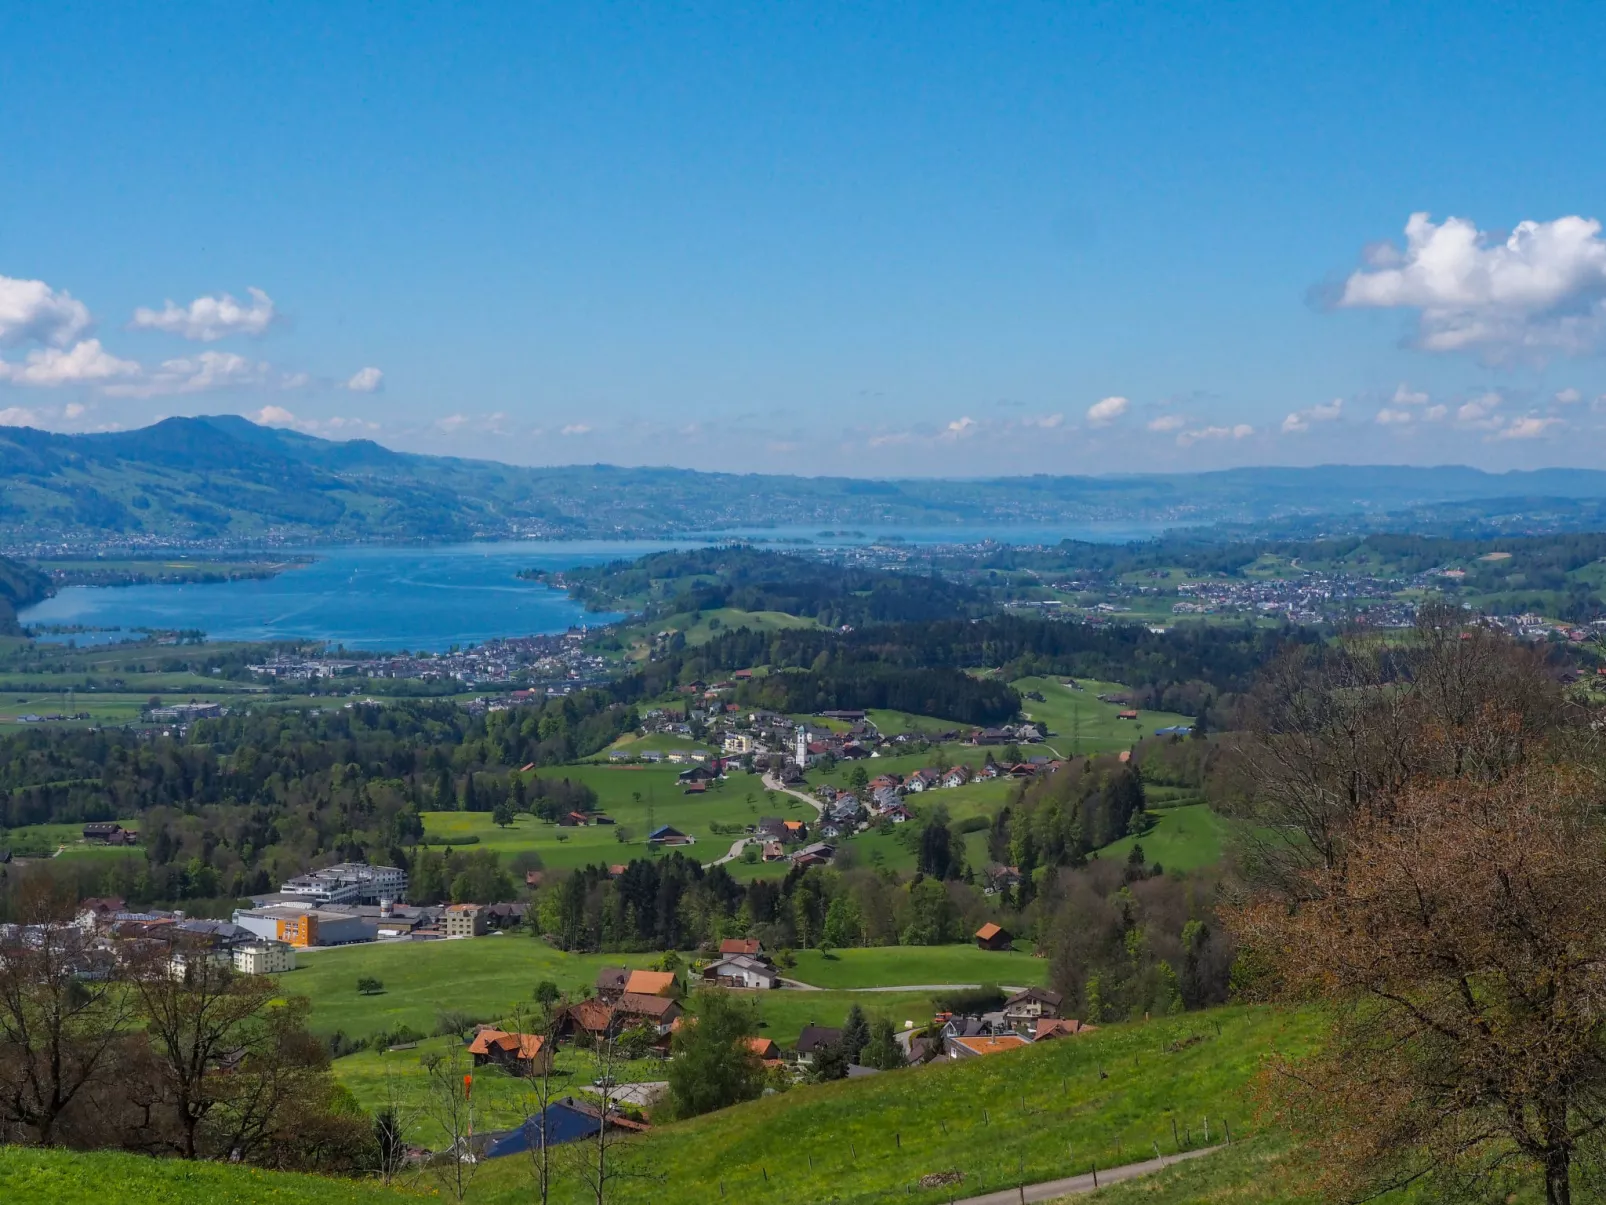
[559,545,989,626]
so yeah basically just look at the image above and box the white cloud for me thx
[1175,423,1253,447]
[944,416,978,436]
[346,366,384,393]
[1456,391,1503,427]
[0,275,92,347]
[1282,398,1343,434]
[0,406,43,427]
[560,423,592,436]
[130,287,277,341]
[63,402,85,419]
[1391,383,1429,406]
[1495,415,1563,440]
[1021,413,1063,429]
[254,404,299,427]
[1376,407,1414,425]
[103,350,272,398]
[1146,414,1187,433]
[1086,396,1129,427]
[1424,404,1448,421]
[0,339,141,387]
[1338,212,1606,356]
[1555,387,1582,405]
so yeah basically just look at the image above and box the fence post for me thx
[1154,1141,1161,1160]
[762,1167,768,1183]
[1092,1163,1098,1188]
[1224,1118,1233,1145]
[1204,1117,1210,1144]
[1171,1117,1180,1150]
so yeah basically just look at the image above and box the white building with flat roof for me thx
[233,940,296,975]
[279,863,407,906]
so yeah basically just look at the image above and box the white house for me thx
[233,940,296,975]
[702,954,780,990]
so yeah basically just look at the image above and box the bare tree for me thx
[127,941,280,1159]
[0,882,136,1144]
[422,1044,480,1204]
[374,1062,426,1188]
[567,1026,653,1205]
[513,999,566,1204]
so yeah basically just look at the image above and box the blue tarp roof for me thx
[480,1099,602,1158]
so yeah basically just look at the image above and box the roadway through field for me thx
[950,1146,1220,1204]
[761,772,825,817]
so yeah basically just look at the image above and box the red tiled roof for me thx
[975,922,1004,941]
[719,938,762,956]
[624,970,676,997]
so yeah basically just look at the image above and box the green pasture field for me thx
[1098,804,1230,873]
[593,731,720,759]
[0,820,144,860]
[0,1146,417,1205]
[864,708,970,736]
[464,1004,1325,1205]
[1012,676,1194,755]
[784,944,1045,989]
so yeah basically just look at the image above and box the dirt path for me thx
[703,837,751,868]
[950,1147,1220,1204]
[761,772,825,818]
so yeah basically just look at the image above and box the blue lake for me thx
[18,524,1170,652]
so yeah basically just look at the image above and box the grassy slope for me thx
[1012,677,1195,756]
[1099,805,1229,873]
[0,1147,416,1204]
[465,1005,1324,1205]
[785,944,1047,989]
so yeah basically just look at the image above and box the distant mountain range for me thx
[5,415,1606,549]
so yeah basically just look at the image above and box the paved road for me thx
[761,773,825,818]
[782,980,1028,993]
[949,1147,1220,1204]
[703,837,751,868]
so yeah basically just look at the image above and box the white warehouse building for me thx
[279,863,408,906]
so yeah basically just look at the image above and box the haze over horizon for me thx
[5,3,1606,476]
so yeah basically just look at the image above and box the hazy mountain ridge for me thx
[5,416,1606,549]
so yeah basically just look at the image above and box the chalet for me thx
[557,811,589,827]
[595,967,630,1001]
[719,937,765,958]
[881,803,913,824]
[975,922,1014,951]
[983,865,1022,894]
[555,998,616,1041]
[976,762,1002,780]
[702,954,780,990]
[614,991,682,1036]
[942,766,972,788]
[82,822,129,844]
[590,813,615,825]
[756,817,790,840]
[904,769,939,793]
[677,764,717,784]
[1006,763,1037,779]
[624,969,678,998]
[468,1028,553,1076]
[972,729,1011,745]
[1002,987,1063,1024]
[74,897,128,931]
[647,825,693,847]
[791,1025,842,1066]
[782,819,806,843]
[761,841,785,861]
[868,774,901,792]
[946,1033,1028,1060]
[746,1036,781,1062]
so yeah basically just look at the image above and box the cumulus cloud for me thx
[1021,413,1063,429]
[1425,404,1448,421]
[346,366,384,393]
[130,287,278,341]
[435,414,467,433]
[1338,212,1606,356]
[1391,383,1430,406]
[0,339,141,387]
[1086,396,1129,427]
[1146,414,1187,433]
[0,406,43,427]
[1555,387,1582,405]
[1282,398,1343,434]
[944,416,978,437]
[1376,408,1415,425]
[103,350,273,399]
[1456,391,1503,428]
[254,405,299,427]
[0,275,92,347]
[1495,415,1564,440]
[1176,423,1253,447]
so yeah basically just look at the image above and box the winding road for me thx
[762,772,826,818]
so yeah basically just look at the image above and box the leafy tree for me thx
[492,800,514,829]
[532,980,561,1008]
[666,991,763,1118]
[356,976,384,996]
[841,1004,870,1064]
[860,1017,907,1071]
[848,765,869,791]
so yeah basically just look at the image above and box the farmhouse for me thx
[718,937,764,957]
[702,953,779,990]
[82,822,136,845]
[791,1024,842,1066]
[1002,986,1063,1024]
[946,1033,1029,1060]
[624,969,678,997]
[468,1028,553,1076]
[614,992,682,1036]
[647,825,694,847]
[975,922,1013,951]
[1033,1018,1096,1041]
[595,967,630,1001]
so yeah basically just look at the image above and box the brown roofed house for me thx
[595,966,630,1001]
[624,969,677,997]
[467,1028,553,1076]
[719,937,764,958]
[614,991,682,1035]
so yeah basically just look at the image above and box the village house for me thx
[1033,1018,1095,1041]
[624,969,678,998]
[1002,987,1063,1026]
[613,991,682,1036]
[791,1024,842,1067]
[718,937,764,957]
[232,940,295,975]
[468,1027,553,1076]
[702,953,780,990]
[946,1033,1029,1060]
[443,903,487,938]
[648,825,694,847]
[595,967,630,1002]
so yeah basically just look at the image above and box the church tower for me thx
[795,726,808,767]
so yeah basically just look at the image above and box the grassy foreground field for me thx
[0,1146,416,1204]
[464,1004,1322,1205]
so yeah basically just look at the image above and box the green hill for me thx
[0,554,52,633]
[0,1146,417,1205]
[464,1004,1321,1205]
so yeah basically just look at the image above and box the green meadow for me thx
[784,943,1046,989]
[1100,804,1231,873]
[1011,676,1195,755]
[463,1004,1324,1205]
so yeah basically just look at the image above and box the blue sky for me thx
[4,2,1606,474]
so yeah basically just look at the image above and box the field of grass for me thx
[1013,677,1194,756]
[463,1004,1324,1205]
[1100,805,1230,873]
[865,708,969,736]
[0,820,144,860]
[785,944,1046,989]
[0,1146,416,1204]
